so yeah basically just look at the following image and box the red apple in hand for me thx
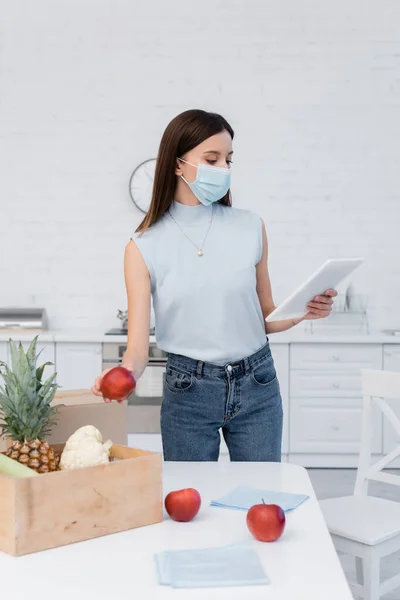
[164,488,201,522]
[246,500,286,542]
[100,366,136,402]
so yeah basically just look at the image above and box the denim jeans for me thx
[160,340,283,462]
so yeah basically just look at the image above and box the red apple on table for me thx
[100,366,136,402]
[164,488,201,522]
[246,500,286,542]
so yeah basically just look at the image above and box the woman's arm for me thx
[256,219,335,334]
[122,239,151,380]
[91,239,151,401]
[256,220,303,334]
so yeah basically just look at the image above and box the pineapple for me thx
[0,336,60,473]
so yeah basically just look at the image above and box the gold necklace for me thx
[167,205,214,257]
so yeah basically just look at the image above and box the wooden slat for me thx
[0,474,16,555]
[13,450,163,555]
[54,388,94,398]
[52,389,103,406]
[110,444,155,460]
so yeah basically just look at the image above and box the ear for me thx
[175,158,183,177]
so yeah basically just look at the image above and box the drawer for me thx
[290,397,382,454]
[290,370,362,397]
[290,343,382,371]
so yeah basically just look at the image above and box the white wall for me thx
[1,0,399,331]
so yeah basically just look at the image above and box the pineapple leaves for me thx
[8,337,18,371]
[8,338,20,374]
[0,337,60,442]
[36,362,54,392]
[25,335,39,365]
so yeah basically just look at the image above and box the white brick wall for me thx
[1,1,399,331]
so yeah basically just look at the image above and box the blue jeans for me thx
[160,341,283,462]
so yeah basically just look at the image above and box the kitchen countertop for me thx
[0,461,352,600]
[0,328,399,344]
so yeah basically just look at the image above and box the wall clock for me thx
[129,158,157,213]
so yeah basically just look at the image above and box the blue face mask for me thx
[178,158,231,206]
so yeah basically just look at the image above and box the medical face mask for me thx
[178,158,231,206]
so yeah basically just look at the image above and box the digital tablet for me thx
[265,258,364,323]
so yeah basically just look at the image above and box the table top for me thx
[1,461,352,600]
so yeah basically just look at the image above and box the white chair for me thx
[320,369,400,600]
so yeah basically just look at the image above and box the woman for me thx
[92,109,336,462]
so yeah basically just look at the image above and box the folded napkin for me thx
[210,485,309,512]
[154,541,269,588]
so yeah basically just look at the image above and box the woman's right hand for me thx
[91,359,135,404]
[91,367,112,403]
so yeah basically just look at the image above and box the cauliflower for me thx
[59,425,113,470]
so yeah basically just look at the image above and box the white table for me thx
[1,461,353,599]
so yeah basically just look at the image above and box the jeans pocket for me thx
[165,365,194,393]
[250,356,277,387]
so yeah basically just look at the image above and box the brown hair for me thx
[135,109,234,233]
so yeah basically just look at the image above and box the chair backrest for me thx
[354,369,400,495]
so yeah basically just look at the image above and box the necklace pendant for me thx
[197,249,204,257]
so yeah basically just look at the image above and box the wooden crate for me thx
[0,444,163,556]
[0,389,128,453]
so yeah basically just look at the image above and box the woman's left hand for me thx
[302,288,338,321]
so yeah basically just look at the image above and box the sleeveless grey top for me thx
[132,200,267,365]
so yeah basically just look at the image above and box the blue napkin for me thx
[154,541,269,588]
[210,485,309,512]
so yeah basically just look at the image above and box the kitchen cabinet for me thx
[55,342,102,390]
[290,396,382,454]
[289,343,383,465]
[290,343,382,371]
[290,370,366,398]
[383,345,400,455]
